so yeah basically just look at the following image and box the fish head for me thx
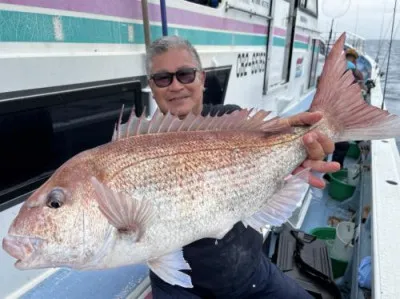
[2,153,111,270]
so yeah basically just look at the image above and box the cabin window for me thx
[266,0,295,88]
[306,0,317,14]
[185,0,221,8]
[308,39,319,89]
[203,66,232,105]
[0,80,143,210]
[299,0,318,17]
[319,40,326,56]
[282,0,296,84]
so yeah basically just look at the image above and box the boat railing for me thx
[322,31,366,55]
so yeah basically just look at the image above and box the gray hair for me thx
[145,35,203,75]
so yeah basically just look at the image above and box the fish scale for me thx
[104,137,304,250]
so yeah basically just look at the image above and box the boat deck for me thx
[300,153,372,299]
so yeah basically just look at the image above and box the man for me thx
[145,35,339,298]
[328,48,366,169]
[345,48,366,91]
[346,48,357,71]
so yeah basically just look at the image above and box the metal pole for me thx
[382,0,397,109]
[160,0,168,36]
[141,0,151,52]
[354,3,359,35]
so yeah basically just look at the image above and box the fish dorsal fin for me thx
[112,106,290,141]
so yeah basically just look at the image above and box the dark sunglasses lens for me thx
[152,73,173,87]
[176,69,196,84]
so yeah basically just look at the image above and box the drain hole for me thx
[382,140,389,143]
[386,180,398,185]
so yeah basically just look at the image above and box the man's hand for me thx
[284,111,341,189]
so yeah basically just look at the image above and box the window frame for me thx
[298,0,318,18]
[0,79,143,211]
[203,65,232,105]
[308,38,320,89]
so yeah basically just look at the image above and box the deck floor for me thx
[301,157,361,234]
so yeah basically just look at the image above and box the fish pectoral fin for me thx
[147,249,193,288]
[90,177,154,239]
[242,168,311,232]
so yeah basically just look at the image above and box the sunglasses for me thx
[149,67,198,88]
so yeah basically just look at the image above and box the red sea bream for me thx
[3,34,400,288]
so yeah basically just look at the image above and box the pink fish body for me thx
[3,34,400,288]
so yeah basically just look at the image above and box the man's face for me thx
[149,48,205,118]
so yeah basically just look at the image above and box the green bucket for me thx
[346,141,361,159]
[309,227,349,279]
[328,169,356,201]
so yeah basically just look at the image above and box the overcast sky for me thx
[318,0,399,40]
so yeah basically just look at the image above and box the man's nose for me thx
[168,75,184,91]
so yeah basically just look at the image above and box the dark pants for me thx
[332,142,350,167]
[150,254,313,299]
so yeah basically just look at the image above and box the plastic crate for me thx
[309,227,349,279]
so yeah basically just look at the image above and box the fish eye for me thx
[46,188,65,209]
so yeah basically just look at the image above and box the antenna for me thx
[354,3,359,35]
[321,0,352,56]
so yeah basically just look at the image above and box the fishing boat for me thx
[0,0,398,298]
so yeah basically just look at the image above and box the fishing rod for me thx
[379,21,400,71]
[372,18,400,88]
[322,0,351,57]
[381,0,398,109]
[375,0,389,63]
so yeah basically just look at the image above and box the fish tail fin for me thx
[309,33,400,142]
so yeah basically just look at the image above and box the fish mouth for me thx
[2,235,45,268]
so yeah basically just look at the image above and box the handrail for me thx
[322,31,366,54]
[225,2,272,20]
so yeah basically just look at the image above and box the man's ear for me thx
[199,70,206,85]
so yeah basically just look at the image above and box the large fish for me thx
[3,34,400,288]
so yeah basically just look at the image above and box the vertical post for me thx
[141,0,151,52]
[382,0,397,109]
[282,0,297,83]
[141,0,152,118]
[262,0,274,95]
[160,0,168,36]
[325,18,334,57]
